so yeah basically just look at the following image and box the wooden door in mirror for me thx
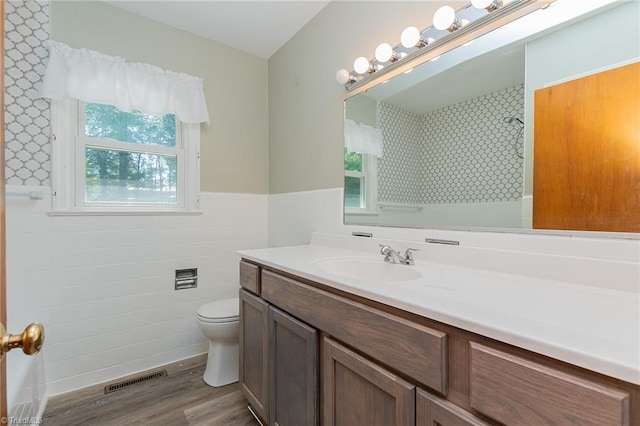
[533,61,640,233]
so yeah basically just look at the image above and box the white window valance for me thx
[344,119,383,158]
[41,40,209,124]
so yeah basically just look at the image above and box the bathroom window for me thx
[344,150,378,214]
[50,99,201,214]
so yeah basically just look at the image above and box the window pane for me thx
[345,150,362,172]
[85,147,177,204]
[345,176,364,208]
[85,103,176,147]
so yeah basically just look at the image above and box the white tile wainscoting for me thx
[5,185,638,402]
[267,188,344,248]
[5,186,268,396]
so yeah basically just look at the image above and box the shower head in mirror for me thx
[503,116,524,125]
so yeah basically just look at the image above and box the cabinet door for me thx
[323,337,415,426]
[417,389,492,426]
[239,289,270,423]
[269,306,318,426]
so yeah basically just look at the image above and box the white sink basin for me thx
[312,257,422,282]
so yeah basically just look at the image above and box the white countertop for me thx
[238,242,640,386]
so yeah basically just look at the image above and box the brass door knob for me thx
[0,322,45,359]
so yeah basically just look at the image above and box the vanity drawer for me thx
[261,270,448,394]
[240,260,261,295]
[417,389,492,426]
[469,342,629,426]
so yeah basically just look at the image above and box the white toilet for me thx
[196,297,239,387]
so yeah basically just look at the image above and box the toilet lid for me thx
[197,297,239,321]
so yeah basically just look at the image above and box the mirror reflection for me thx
[343,1,639,233]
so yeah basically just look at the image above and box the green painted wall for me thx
[267,1,463,193]
[51,1,269,194]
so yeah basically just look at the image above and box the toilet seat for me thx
[197,297,239,323]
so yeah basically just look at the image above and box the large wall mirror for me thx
[343,1,639,234]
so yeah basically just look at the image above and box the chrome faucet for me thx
[379,245,420,265]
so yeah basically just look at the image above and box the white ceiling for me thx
[106,0,331,59]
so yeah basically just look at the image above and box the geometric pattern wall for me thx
[421,84,524,203]
[377,84,524,205]
[4,0,51,185]
[377,101,423,204]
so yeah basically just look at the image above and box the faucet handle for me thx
[379,244,400,263]
[404,248,420,264]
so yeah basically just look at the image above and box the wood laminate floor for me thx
[43,364,260,426]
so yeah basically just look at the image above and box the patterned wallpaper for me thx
[377,102,423,205]
[377,84,524,204]
[4,0,51,186]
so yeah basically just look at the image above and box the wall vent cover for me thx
[104,370,168,394]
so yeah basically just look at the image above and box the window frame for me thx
[344,152,378,215]
[50,99,201,215]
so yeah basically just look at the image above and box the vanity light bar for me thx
[337,0,548,93]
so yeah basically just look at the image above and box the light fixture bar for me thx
[344,0,546,93]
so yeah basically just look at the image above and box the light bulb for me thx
[401,27,433,49]
[401,26,421,48]
[354,56,372,74]
[433,5,461,32]
[335,69,353,85]
[471,0,502,11]
[375,43,394,63]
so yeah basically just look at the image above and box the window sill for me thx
[345,210,380,217]
[48,210,203,217]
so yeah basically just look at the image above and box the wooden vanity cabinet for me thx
[239,289,270,423]
[239,263,319,426]
[260,269,448,394]
[469,343,630,426]
[417,389,491,426]
[239,260,636,426]
[323,336,416,426]
[269,306,318,426]
[240,260,261,294]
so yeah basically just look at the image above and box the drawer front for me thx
[417,389,492,426]
[470,343,629,426]
[261,270,448,394]
[240,260,261,294]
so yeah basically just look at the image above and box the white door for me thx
[0,3,45,419]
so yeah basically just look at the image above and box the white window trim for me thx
[345,153,378,216]
[50,99,201,215]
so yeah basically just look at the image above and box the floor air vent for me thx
[104,370,168,394]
